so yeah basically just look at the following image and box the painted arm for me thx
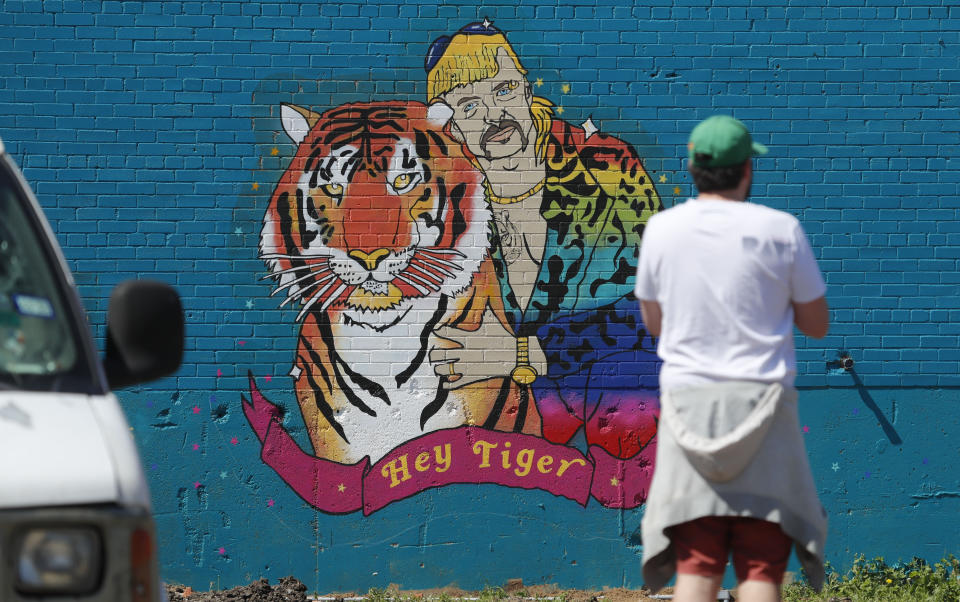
[639,299,662,338]
[793,296,829,339]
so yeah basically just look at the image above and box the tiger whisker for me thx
[260,261,330,280]
[406,263,445,282]
[318,284,350,313]
[298,282,347,322]
[410,258,457,278]
[412,253,461,270]
[279,278,321,308]
[270,270,335,297]
[279,288,309,308]
[260,252,334,260]
[418,248,467,259]
[402,269,442,291]
[410,265,455,282]
[395,274,430,295]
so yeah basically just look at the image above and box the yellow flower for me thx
[885,578,892,584]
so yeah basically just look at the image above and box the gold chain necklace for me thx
[484,178,546,205]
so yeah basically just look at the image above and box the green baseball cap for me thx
[688,115,768,168]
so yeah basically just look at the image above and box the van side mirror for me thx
[103,280,184,389]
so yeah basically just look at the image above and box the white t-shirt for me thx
[634,199,826,389]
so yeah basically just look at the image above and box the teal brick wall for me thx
[1,0,958,593]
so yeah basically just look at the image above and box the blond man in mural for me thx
[425,21,663,473]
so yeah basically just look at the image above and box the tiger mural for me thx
[260,101,541,464]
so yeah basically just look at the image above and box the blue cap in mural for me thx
[424,18,503,73]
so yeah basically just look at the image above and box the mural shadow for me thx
[848,368,902,445]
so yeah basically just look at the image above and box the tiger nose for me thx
[348,248,390,271]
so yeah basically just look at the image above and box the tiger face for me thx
[261,102,490,328]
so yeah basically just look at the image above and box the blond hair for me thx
[427,32,554,160]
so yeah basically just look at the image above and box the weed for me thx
[783,554,960,601]
[367,587,392,602]
[477,586,508,602]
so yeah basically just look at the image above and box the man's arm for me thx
[793,296,829,339]
[639,299,662,338]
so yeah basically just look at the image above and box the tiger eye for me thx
[393,174,411,190]
[320,183,343,200]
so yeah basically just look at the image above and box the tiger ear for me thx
[427,101,454,129]
[280,103,320,145]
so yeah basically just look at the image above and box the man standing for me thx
[635,116,829,600]
[424,20,662,485]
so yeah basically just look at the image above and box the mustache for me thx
[480,119,528,155]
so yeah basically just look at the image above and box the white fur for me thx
[330,294,467,463]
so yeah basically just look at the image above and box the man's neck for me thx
[695,191,745,202]
[482,154,545,198]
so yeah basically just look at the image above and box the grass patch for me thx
[783,554,960,601]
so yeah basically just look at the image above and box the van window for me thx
[0,165,91,392]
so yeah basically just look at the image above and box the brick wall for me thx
[1,0,958,592]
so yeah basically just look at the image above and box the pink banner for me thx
[242,376,655,515]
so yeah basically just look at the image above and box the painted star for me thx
[658,174,667,183]
[238,340,246,347]
[245,299,254,309]
[267,499,275,507]
[230,437,238,445]
[482,17,492,29]
[289,365,302,379]
[192,406,200,414]
[193,481,201,489]
[802,425,810,433]
[270,147,279,156]
[217,369,222,377]
[337,483,346,493]
[193,443,200,451]
[264,375,272,382]
[556,106,564,115]
[251,182,259,191]
[581,117,597,138]
[610,477,620,487]
[831,462,839,472]
[234,227,243,235]
[220,471,228,479]
[535,78,543,87]
[673,186,681,195]
[561,83,570,94]
[218,547,226,556]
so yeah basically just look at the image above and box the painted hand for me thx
[429,310,546,390]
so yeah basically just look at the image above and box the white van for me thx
[0,138,183,601]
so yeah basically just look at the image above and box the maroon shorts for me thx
[670,516,792,584]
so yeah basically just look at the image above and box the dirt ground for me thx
[165,578,673,602]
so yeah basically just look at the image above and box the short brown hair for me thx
[688,155,747,192]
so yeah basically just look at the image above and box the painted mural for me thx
[242,21,664,514]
